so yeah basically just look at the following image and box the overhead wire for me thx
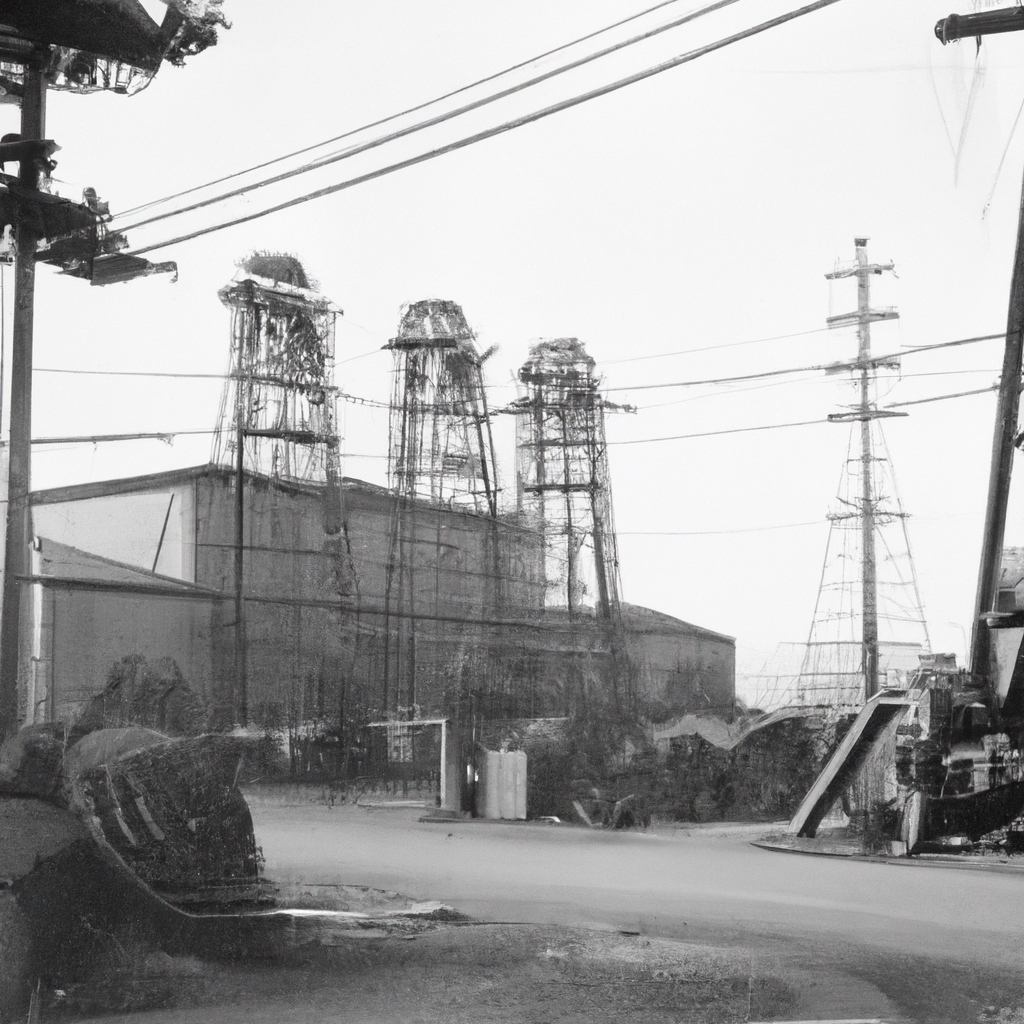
[603,331,1005,393]
[609,417,823,445]
[113,0,707,221]
[602,325,834,364]
[619,520,823,534]
[114,0,747,236]
[32,366,393,408]
[637,366,1001,410]
[609,379,1002,445]
[126,0,848,256]
[32,328,1003,445]
[884,384,999,408]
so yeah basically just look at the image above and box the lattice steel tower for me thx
[514,338,624,620]
[799,239,930,707]
[210,253,346,724]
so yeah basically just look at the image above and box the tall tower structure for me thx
[385,299,499,518]
[513,338,623,620]
[382,299,500,718]
[212,253,342,489]
[211,253,344,723]
[799,239,930,706]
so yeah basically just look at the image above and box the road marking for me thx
[749,1019,885,1024]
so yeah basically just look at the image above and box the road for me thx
[251,803,1024,1021]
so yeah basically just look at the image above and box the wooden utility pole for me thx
[0,59,45,739]
[234,421,247,726]
[0,5,225,740]
[969,171,1024,677]
[825,238,899,701]
[935,9,1024,678]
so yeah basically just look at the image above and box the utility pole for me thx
[234,420,247,726]
[935,11,1024,679]
[0,57,46,739]
[0,4,226,740]
[825,238,899,701]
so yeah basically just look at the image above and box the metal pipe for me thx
[936,10,1024,44]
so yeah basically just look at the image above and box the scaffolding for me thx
[513,338,624,621]
[382,299,501,719]
[210,253,347,723]
[385,299,499,518]
[212,253,342,488]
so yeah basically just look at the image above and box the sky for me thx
[3,0,1024,703]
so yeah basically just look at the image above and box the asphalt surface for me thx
[250,804,1024,1022]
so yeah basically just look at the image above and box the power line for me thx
[114,0,707,222]
[31,429,213,445]
[32,358,996,393]
[636,365,999,409]
[128,0,848,256]
[32,366,392,408]
[885,384,999,408]
[114,0,746,236]
[619,520,823,534]
[609,417,823,445]
[602,325,834,364]
[604,331,1005,393]
[27,427,390,461]
[609,379,1003,445]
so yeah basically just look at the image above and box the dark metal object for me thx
[0,137,58,176]
[83,252,177,285]
[923,781,1024,841]
[0,186,98,241]
[0,0,184,72]
[936,9,1024,44]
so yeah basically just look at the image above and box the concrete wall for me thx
[40,587,227,725]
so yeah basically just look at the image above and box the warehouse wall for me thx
[31,467,735,732]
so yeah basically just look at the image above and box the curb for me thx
[752,840,1024,872]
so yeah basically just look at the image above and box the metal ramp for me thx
[788,691,914,838]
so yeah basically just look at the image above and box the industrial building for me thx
[13,255,735,799]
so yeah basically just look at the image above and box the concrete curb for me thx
[751,840,1024,873]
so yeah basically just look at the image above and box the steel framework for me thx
[799,240,930,708]
[212,253,342,489]
[513,338,623,620]
[385,299,499,517]
[382,299,500,719]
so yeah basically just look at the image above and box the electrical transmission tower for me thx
[799,238,930,708]
[381,299,500,718]
[513,338,625,621]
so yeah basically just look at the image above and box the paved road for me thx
[251,804,1024,1021]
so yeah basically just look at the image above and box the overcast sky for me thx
[5,0,1024,702]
